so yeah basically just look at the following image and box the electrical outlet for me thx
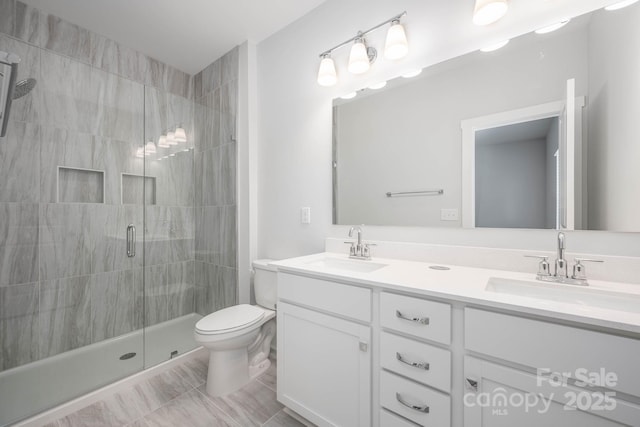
[441,208,459,221]
[300,207,311,224]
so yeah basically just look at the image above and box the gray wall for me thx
[193,50,239,316]
[0,0,195,371]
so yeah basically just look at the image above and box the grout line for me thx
[193,387,244,427]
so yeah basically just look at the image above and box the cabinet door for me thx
[277,302,371,427]
[464,357,640,427]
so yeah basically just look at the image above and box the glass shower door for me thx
[142,86,199,368]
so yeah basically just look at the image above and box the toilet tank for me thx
[253,259,277,310]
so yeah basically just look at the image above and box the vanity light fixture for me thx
[348,36,373,74]
[316,11,407,86]
[317,54,337,86]
[174,125,187,143]
[605,0,639,10]
[158,133,170,148]
[473,0,509,26]
[384,19,409,60]
[535,19,570,34]
[480,39,510,52]
[135,147,145,158]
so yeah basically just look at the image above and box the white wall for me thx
[587,3,640,232]
[476,139,547,229]
[256,0,640,260]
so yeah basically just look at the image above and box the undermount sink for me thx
[486,277,640,314]
[305,257,388,273]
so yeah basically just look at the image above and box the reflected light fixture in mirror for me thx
[158,133,170,148]
[473,0,509,26]
[145,140,157,155]
[384,19,408,60]
[605,0,639,10]
[402,69,422,78]
[535,19,570,34]
[174,125,187,143]
[317,54,337,86]
[480,39,510,52]
[341,92,357,100]
[167,130,178,146]
[348,37,371,74]
[369,81,387,89]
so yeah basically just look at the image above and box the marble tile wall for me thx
[0,1,200,371]
[192,48,239,316]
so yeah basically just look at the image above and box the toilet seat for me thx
[195,304,265,335]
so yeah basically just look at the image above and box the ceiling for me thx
[476,117,556,146]
[21,0,328,74]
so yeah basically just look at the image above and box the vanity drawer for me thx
[380,370,450,427]
[277,273,371,322]
[380,292,451,345]
[380,408,420,427]
[381,331,451,392]
[465,308,640,397]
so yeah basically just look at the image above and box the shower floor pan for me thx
[0,313,202,427]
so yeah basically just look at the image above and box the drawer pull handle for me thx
[396,310,429,325]
[396,352,429,370]
[396,392,430,413]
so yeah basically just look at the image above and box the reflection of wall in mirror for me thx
[587,5,640,232]
[334,26,588,227]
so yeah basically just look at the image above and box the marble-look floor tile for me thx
[201,380,282,427]
[263,410,307,427]
[142,388,239,427]
[257,359,277,393]
[167,261,195,320]
[53,400,128,427]
[171,351,208,389]
[141,265,168,327]
[0,203,39,286]
[0,121,40,203]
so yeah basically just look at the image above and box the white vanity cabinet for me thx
[463,308,640,427]
[277,273,372,427]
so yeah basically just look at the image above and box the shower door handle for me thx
[127,224,136,257]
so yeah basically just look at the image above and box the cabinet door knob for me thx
[396,310,429,325]
[396,392,430,413]
[359,342,368,352]
[396,352,429,370]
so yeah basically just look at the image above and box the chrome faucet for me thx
[345,225,375,260]
[526,232,603,286]
[555,232,567,278]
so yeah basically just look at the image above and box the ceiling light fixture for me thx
[317,11,407,86]
[604,0,639,10]
[480,39,510,52]
[402,69,422,78]
[535,19,570,34]
[473,0,509,26]
[368,81,387,90]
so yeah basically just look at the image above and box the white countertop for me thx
[272,252,640,335]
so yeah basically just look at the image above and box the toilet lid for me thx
[195,304,265,335]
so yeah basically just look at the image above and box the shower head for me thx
[12,78,36,99]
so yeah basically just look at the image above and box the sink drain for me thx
[119,352,137,360]
[429,265,450,271]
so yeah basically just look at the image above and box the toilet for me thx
[194,259,277,396]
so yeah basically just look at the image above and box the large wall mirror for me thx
[332,3,639,232]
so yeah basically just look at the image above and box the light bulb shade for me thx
[174,127,187,142]
[145,141,157,154]
[158,134,170,148]
[348,41,370,74]
[473,0,508,26]
[167,131,178,146]
[384,22,408,60]
[317,56,337,87]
